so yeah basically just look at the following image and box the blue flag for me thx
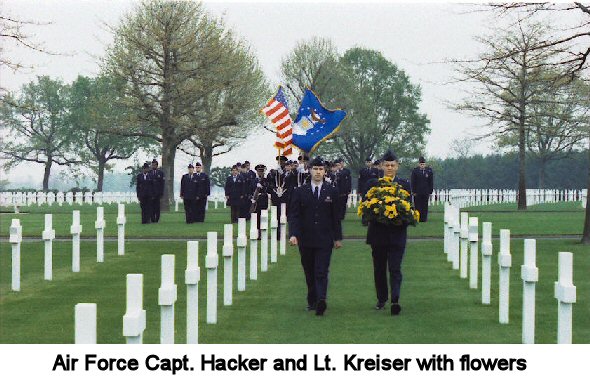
[292,89,346,153]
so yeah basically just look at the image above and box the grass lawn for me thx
[1,236,588,344]
[0,201,587,239]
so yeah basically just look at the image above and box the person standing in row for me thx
[150,159,165,223]
[358,156,379,198]
[289,156,343,316]
[180,163,198,224]
[225,165,246,223]
[251,164,270,238]
[136,162,153,224]
[366,150,412,316]
[268,155,290,240]
[239,163,254,220]
[410,156,434,222]
[193,162,210,223]
[335,158,352,220]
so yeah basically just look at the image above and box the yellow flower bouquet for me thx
[358,177,420,226]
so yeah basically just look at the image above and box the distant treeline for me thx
[394,151,588,190]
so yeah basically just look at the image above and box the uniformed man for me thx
[193,162,211,222]
[239,163,254,220]
[251,164,270,238]
[334,158,352,220]
[136,162,153,224]
[225,165,246,223]
[180,164,198,224]
[288,156,343,316]
[150,159,165,223]
[267,155,290,240]
[358,156,378,198]
[366,150,412,316]
[410,156,434,222]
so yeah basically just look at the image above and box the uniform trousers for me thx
[151,197,161,223]
[139,197,152,224]
[183,199,197,223]
[194,198,207,222]
[371,242,406,304]
[230,204,241,223]
[299,246,333,306]
[414,194,430,222]
[338,195,348,220]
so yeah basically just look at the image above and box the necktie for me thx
[314,186,319,200]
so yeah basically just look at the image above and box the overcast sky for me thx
[0,0,563,186]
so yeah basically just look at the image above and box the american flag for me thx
[261,86,293,156]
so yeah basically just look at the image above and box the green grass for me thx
[1,237,588,343]
[0,201,587,239]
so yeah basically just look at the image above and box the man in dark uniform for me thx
[180,164,198,224]
[136,162,153,224]
[334,158,352,220]
[239,163,254,220]
[411,156,434,222]
[193,162,210,222]
[366,150,412,316]
[289,156,343,316]
[244,161,257,182]
[358,156,377,198]
[267,155,290,240]
[252,164,270,238]
[225,165,246,223]
[150,159,165,223]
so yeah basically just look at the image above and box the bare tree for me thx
[454,20,565,209]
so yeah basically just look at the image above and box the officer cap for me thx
[244,160,250,165]
[151,159,158,164]
[188,163,194,168]
[236,162,242,167]
[142,162,150,169]
[231,165,238,170]
[373,159,381,165]
[334,158,343,164]
[382,150,398,162]
[275,155,288,162]
[255,164,266,171]
[419,156,426,163]
[241,163,248,168]
[309,156,326,167]
[195,162,202,167]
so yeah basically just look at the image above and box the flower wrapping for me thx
[358,177,420,226]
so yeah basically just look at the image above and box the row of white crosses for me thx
[74,206,288,344]
[8,204,127,291]
[443,202,577,344]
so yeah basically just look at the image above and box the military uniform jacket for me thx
[136,172,154,198]
[151,169,165,197]
[267,169,290,205]
[253,177,270,211]
[410,167,434,195]
[193,172,211,199]
[288,183,343,248]
[224,175,246,206]
[336,168,352,195]
[366,176,412,247]
[180,173,198,199]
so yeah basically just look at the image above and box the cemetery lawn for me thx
[1,238,588,344]
[0,202,587,239]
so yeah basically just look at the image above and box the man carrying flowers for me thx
[359,150,419,316]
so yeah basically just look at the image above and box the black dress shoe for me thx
[316,300,327,316]
[375,302,386,310]
[391,303,401,315]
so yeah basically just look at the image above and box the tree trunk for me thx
[160,137,176,212]
[97,160,105,192]
[517,123,528,210]
[43,159,52,191]
[202,145,214,174]
[581,141,590,245]
[538,158,546,189]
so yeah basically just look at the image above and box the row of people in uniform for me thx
[135,159,165,224]
[358,156,434,222]
[224,155,354,243]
